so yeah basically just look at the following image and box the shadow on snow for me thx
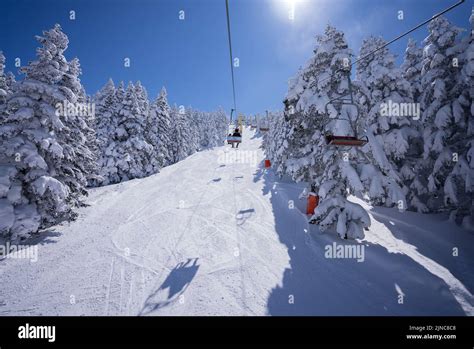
[139,258,200,315]
[255,167,468,316]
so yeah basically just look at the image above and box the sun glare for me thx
[272,0,309,22]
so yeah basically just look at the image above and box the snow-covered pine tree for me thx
[133,81,155,175]
[107,81,127,182]
[57,57,98,198]
[354,36,412,209]
[263,111,289,177]
[283,25,371,239]
[281,64,313,182]
[83,93,100,186]
[0,24,80,242]
[134,81,149,114]
[263,113,274,148]
[201,109,225,150]
[205,111,218,149]
[114,82,153,181]
[436,9,474,228]
[186,108,201,155]
[94,79,120,185]
[0,51,14,105]
[214,107,229,146]
[419,15,471,222]
[169,105,190,163]
[208,111,222,148]
[0,52,16,130]
[147,87,172,171]
[457,8,474,229]
[399,38,429,212]
[145,103,163,173]
[401,38,424,102]
[0,52,6,94]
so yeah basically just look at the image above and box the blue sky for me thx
[0,0,471,116]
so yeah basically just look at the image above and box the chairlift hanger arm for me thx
[324,98,361,121]
[324,69,356,111]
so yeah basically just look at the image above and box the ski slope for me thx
[0,128,473,316]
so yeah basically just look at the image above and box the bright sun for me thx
[273,0,308,21]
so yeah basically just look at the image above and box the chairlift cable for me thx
[319,0,465,148]
[225,0,238,124]
[352,0,465,68]
[315,0,465,90]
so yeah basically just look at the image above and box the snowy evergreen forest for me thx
[1,12,473,245]
[1,1,474,321]
[264,13,474,239]
[0,25,228,243]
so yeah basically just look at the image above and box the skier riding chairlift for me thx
[228,128,241,148]
[226,108,242,147]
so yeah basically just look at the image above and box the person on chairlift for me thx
[231,128,241,148]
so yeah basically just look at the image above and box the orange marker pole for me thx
[306,194,319,215]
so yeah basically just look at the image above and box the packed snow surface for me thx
[0,129,472,316]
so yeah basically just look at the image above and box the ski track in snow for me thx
[0,128,473,316]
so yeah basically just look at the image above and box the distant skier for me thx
[231,128,241,148]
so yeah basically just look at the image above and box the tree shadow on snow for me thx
[0,230,61,262]
[256,169,467,316]
[139,258,199,315]
[253,164,266,184]
[26,229,62,245]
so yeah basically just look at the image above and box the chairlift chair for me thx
[227,136,242,144]
[226,112,242,144]
[250,115,257,129]
[325,134,368,147]
[226,127,242,144]
[323,70,369,148]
